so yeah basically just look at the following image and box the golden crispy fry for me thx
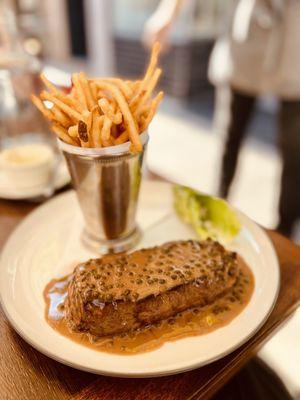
[94,81,141,152]
[98,98,122,124]
[79,110,93,147]
[78,120,89,147]
[68,125,78,138]
[41,91,82,121]
[97,89,110,100]
[90,81,99,102]
[101,116,113,143]
[143,42,161,85]
[99,114,105,127]
[114,130,129,145]
[92,78,133,99]
[70,87,79,102]
[62,94,85,113]
[82,110,92,131]
[103,78,133,99]
[40,74,84,113]
[102,137,114,147]
[138,103,151,117]
[91,112,103,147]
[78,120,88,141]
[33,42,163,151]
[111,124,118,139]
[72,73,88,109]
[51,124,78,145]
[40,73,59,93]
[130,42,161,108]
[79,72,95,111]
[134,68,162,115]
[51,105,72,128]
[98,97,110,113]
[129,80,141,92]
[140,91,164,131]
[31,94,54,120]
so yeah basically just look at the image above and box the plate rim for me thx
[0,186,280,377]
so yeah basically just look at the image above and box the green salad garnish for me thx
[173,185,241,242]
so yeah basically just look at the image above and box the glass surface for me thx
[0,0,61,197]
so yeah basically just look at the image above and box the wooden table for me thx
[0,194,300,400]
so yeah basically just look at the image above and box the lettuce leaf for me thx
[173,185,241,242]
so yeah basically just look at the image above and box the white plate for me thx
[0,161,70,200]
[0,181,280,377]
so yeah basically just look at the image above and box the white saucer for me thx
[0,161,70,200]
[0,181,280,377]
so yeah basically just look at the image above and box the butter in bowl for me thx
[0,143,55,189]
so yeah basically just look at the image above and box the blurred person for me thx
[143,0,300,237]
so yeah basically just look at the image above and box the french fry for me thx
[138,102,151,117]
[41,91,82,122]
[80,110,93,147]
[97,89,109,100]
[90,81,99,102]
[79,72,95,111]
[51,124,78,145]
[78,120,89,147]
[72,73,88,109]
[68,125,78,138]
[82,110,92,131]
[91,113,103,147]
[111,124,118,139]
[92,78,133,99]
[40,74,84,113]
[94,81,141,152]
[114,130,129,145]
[130,42,161,108]
[98,98,122,124]
[40,73,59,93]
[32,42,164,151]
[143,42,161,83]
[129,80,141,93]
[62,94,85,113]
[103,78,133,99]
[71,86,79,101]
[47,92,84,113]
[134,68,162,116]
[51,105,72,128]
[102,137,114,147]
[101,116,112,144]
[31,95,54,120]
[140,91,164,131]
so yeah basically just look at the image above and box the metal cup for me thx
[58,132,148,254]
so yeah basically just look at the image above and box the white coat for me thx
[209,0,300,99]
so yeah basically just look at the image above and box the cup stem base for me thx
[81,226,142,254]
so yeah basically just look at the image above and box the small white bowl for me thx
[0,143,55,189]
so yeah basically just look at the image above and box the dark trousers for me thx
[219,87,300,236]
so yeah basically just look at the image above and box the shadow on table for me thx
[213,357,292,400]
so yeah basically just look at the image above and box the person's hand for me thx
[142,15,173,51]
[143,0,185,51]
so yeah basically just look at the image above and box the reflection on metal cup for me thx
[58,132,148,254]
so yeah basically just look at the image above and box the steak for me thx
[65,239,238,336]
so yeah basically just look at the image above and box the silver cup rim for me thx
[57,131,149,156]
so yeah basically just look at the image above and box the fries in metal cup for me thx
[31,43,164,153]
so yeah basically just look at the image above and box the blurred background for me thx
[0,0,299,398]
[0,0,283,233]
